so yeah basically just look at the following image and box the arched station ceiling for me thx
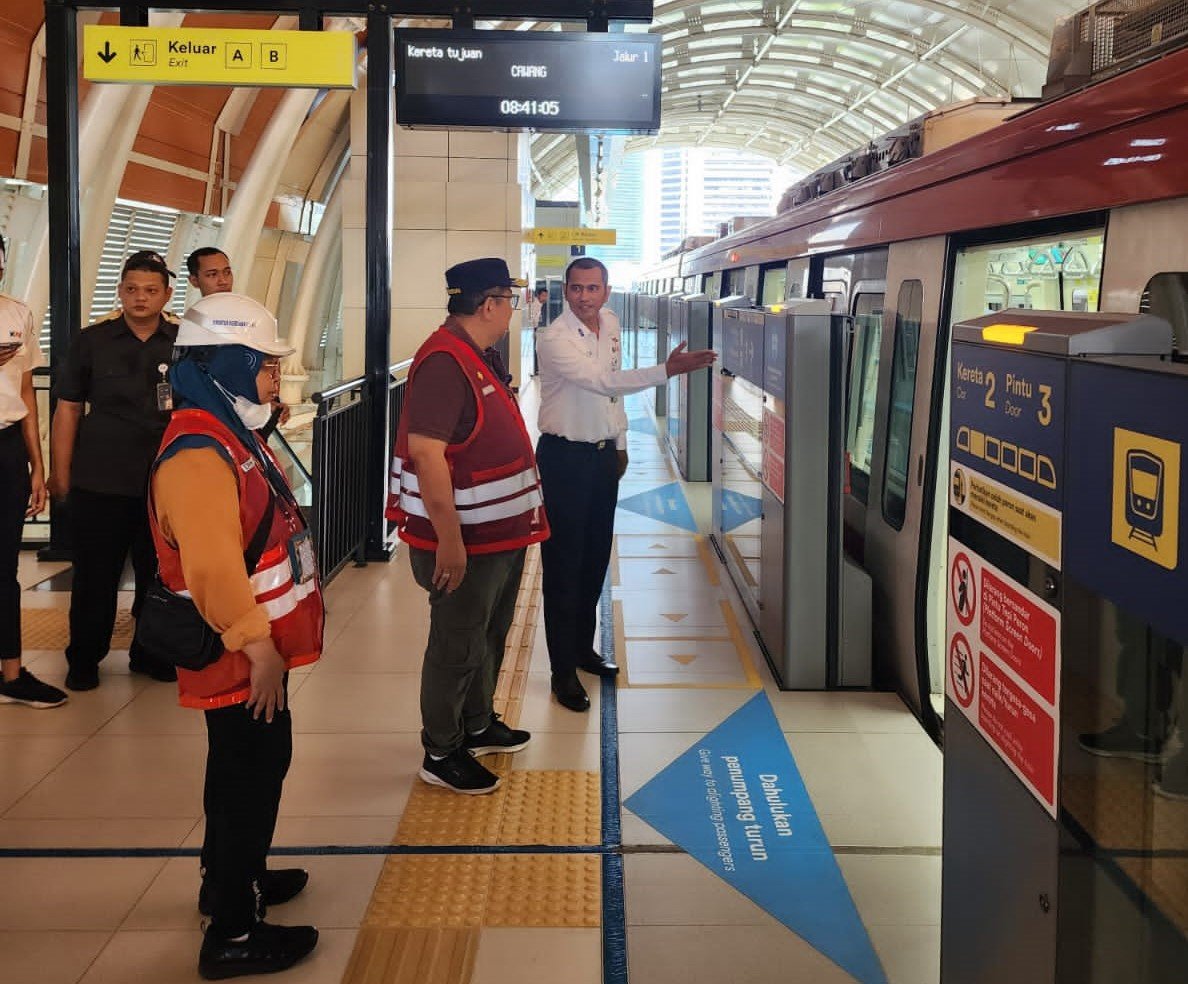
[529,0,1088,198]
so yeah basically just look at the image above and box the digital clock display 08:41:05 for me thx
[499,99,561,116]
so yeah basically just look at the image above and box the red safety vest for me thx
[150,409,323,710]
[387,326,550,554]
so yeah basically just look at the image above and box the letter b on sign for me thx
[262,43,287,70]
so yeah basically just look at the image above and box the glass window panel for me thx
[951,231,1105,322]
[845,295,885,500]
[882,280,923,529]
[1140,272,1188,354]
[761,267,787,307]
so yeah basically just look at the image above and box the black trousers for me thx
[0,426,30,660]
[203,696,293,935]
[65,487,159,669]
[536,433,620,673]
[410,546,526,756]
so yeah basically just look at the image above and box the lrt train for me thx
[636,25,1188,738]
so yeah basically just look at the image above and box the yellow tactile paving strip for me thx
[342,544,601,984]
[344,929,480,984]
[20,607,134,649]
[363,854,601,930]
[395,770,601,847]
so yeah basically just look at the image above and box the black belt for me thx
[540,433,615,451]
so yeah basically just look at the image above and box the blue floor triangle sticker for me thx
[616,482,697,531]
[624,692,888,984]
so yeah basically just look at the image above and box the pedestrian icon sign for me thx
[1111,427,1180,570]
[130,39,157,66]
[949,633,975,709]
[951,551,976,627]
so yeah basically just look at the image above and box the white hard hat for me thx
[176,292,294,357]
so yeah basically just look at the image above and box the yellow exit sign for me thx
[525,227,617,246]
[83,25,357,88]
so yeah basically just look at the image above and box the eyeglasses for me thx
[490,293,521,310]
[261,361,282,378]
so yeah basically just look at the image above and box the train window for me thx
[845,294,884,501]
[761,267,787,307]
[705,271,722,299]
[882,280,924,529]
[952,231,1105,320]
[722,268,745,298]
[1140,272,1188,353]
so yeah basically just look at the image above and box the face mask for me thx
[214,379,273,431]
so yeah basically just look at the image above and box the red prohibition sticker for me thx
[949,632,976,709]
[951,551,976,627]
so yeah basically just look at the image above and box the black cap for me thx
[123,250,176,279]
[445,257,526,296]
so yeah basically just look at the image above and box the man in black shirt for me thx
[49,252,179,691]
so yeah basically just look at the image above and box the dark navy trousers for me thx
[536,433,620,673]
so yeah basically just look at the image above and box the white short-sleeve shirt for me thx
[0,293,45,429]
[535,306,667,450]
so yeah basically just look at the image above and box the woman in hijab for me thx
[150,292,322,980]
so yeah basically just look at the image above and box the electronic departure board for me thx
[394,30,661,134]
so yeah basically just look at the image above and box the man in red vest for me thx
[388,258,550,795]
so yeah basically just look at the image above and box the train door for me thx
[816,249,888,561]
[861,237,947,720]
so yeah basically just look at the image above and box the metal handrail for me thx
[309,359,413,584]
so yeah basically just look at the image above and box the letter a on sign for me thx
[625,692,888,984]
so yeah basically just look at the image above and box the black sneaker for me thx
[0,668,68,709]
[418,748,501,795]
[129,659,177,682]
[199,868,309,917]
[464,718,531,757]
[1078,720,1164,763]
[65,665,100,692]
[198,921,319,980]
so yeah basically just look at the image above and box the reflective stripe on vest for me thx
[397,463,539,507]
[398,486,544,525]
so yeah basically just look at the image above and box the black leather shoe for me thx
[199,868,310,917]
[551,671,590,712]
[65,665,99,692]
[198,921,318,980]
[578,651,619,677]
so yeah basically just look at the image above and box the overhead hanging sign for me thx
[395,29,660,133]
[83,25,357,88]
[524,227,618,246]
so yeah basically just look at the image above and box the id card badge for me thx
[156,364,173,411]
[287,530,317,585]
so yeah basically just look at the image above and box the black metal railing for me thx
[311,375,369,584]
[311,359,411,585]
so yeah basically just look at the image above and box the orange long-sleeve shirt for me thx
[152,447,272,652]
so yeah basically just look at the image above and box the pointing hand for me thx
[665,341,717,378]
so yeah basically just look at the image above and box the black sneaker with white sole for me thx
[464,718,531,757]
[418,748,501,794]
[0,668,68,709]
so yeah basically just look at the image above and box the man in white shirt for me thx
[526,286,548,329]
[0,234,67,708]
[535,257,715,711]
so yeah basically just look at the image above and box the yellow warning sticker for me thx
[1112,427,1180,570]
[951,462,1062,568]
